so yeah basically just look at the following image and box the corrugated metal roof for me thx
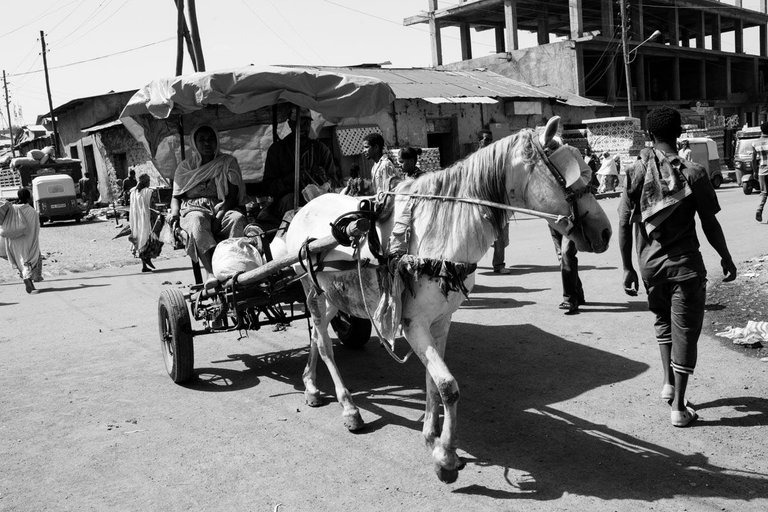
[297,66,606,107]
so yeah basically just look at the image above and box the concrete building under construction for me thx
[405,0,768,126]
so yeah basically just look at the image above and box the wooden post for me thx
[293,106,300,211]
[2,70,15,158]
[504,0,518,51]
[619,1,633,117]
[40,31,59,158]
[172,0,198,71]
[175,0,185,75]
[187,0,206,71]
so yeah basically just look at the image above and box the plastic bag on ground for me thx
[211,237,264,282]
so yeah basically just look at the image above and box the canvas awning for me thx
[120,65,395,121]
[119,65,395,183]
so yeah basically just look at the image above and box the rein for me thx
[379,191,574,232]
[379,191,569,223]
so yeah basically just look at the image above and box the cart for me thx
[120,66,395,383]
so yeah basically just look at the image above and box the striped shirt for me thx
[752,137,768,176]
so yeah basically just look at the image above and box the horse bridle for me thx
[530,137,590,238]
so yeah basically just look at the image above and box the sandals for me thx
[671,406,698,428]
[558,301,578,314]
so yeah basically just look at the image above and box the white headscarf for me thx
[172,125,246,205]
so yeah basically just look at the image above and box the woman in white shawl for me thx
[129,173,163,272]
[596,151,619,193]
[0,188,42,293]
[169,125,246,288]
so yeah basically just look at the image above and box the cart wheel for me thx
[158,288,194,383]
[331,312,371,349]
[743,183,753,195]
[711,175,722,189]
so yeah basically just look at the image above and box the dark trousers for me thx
[550,226,584,306]
[758,174,768,215]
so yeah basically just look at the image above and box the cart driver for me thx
[258,107,340,226]
[169,124,246,289]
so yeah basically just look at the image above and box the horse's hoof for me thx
[305,391,323,408]
[343,411,365,432]
[434,464,460,484]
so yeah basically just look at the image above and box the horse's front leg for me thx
[303,286,364,431]
[403,317,461,484]
[422,315,451,444]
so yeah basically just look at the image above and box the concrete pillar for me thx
[460,23,472,60]
[637,55,646,101]
[726,57,732,96]
[735,18,744,53]
[673,57,681,100]
[755,58,761,95]
[712,14,721,51]
[495,26,505,53]
[697,11,705,49]
[761,24,768,57]
[699,59,707,99]
[569,0,583,40]
[668,5,680,46]
[504,0,519,51]
[601,0,614,39]
[538,6,550,45]
[681,28,690,47]
[429,0,443,66]
[607,59,617,103]
[631,1,644,41]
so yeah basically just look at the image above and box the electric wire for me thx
[0,0,81,40]
[238,0,313,63]
[8,37,175,77]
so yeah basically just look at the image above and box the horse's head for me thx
[511,116,612,253]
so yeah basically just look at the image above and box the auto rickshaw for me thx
[679,137,724,188]
[31,174,83,224]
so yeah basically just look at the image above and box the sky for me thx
[0,0,509,127]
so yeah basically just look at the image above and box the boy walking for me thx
[619,107,736,427]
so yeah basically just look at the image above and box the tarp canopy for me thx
[119,65,395,184]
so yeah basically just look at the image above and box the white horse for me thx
[285,118,612,483]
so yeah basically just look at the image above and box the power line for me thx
[8,37,175,77]
[0,0,81,40]
[238,0,313,63]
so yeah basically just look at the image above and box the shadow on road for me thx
[36,283,111,293]
[174,320,768,504]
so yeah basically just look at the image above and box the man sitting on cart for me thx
[257,107,340,229]
[169,124,246,289]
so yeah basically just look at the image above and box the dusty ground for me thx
[0,216,184,284]
[705,255,768,359]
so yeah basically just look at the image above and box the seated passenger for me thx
[169,125,246,288]
[258,107,340,225]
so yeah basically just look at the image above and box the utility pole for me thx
[619,0,634,118]
[2,70,15,157]
[40,30,60,157]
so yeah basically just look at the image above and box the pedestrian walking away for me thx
[129,173,163,272]
[618,106,737,428]
[750,121,768,222]
[0,188,43,294]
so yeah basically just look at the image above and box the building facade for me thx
[406,0,768,126]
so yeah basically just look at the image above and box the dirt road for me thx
[1,189,766,511]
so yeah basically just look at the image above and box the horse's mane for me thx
[401,129,538,239]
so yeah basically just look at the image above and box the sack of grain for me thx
[211,237,264,282]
